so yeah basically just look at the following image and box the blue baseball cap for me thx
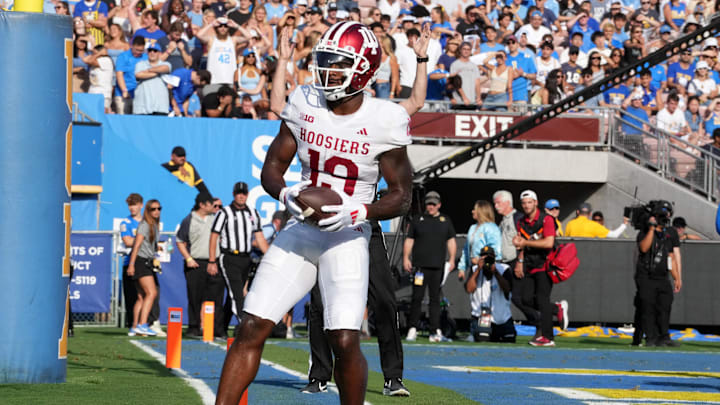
[545,199,560,209]
[399,8,412,15]
[531,10,542,18]
[660,25,672,34]
[147,42,162,52]
[243,48,255,57]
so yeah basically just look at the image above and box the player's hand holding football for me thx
[319,190,367,232]
[279,180,312,221]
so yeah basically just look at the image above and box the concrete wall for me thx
[386,234,720,326]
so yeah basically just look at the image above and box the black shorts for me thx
[133,258,155,280]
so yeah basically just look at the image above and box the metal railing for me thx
[609,109,719,200]
[413,100,718,201]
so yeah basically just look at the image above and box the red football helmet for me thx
[312,22,382,101]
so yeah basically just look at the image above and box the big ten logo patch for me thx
[250,135,302,224]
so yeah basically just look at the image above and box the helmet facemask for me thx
[311,49,374,101]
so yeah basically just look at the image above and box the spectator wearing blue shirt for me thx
[428,68,451,100]
[120,193,144,331]
[171,69,211,116]
[602,81,630,107]
[430,6,455,49]
[508,0,529,23]
[636,70,661,114]
[620,91,650,158]
[667,49,695,95]
[133,43,172,115]
[569,11,599,53]
[611,13,628,49]
[479,26,505,54]
[704,98,720,136]
[505,35,537,103]
[114,36,148,114]
[187,0,205,27]
[131,9,167,49]
[73,0,109,45]
[649,63,667,91]
[264,0,287,25]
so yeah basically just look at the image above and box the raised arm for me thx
[270,27,295,116]
[399,23,431,115]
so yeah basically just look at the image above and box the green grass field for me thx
[1,327,718,405]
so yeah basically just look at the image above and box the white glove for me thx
[279,180,312,221]
[318,190,368,232]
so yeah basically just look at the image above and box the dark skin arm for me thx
[261,123,413,220]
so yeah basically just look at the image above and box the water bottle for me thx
[166,237,174,255]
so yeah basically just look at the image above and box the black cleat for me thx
[300,379,328,394]
[383,378,410,396]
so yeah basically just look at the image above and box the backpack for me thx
[544,243,580,283]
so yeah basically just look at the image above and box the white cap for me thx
[249,29,260,38]
[295,0,308,5]
[216,17,229,24]
[336,9,349,19]
[631,90,643,100]
[520,189,537,201]
[403,15,417,22]
[704,37,718,48]
[697,60,710,70]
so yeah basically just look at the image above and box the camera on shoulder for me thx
[623,200,673,230]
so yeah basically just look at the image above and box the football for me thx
[295,187,343,225]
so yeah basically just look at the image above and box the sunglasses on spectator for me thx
[641,1,650,3]
[218,23,228,27]
[148,49,160,53]
[633,30,642,33]
[612,53,621,57]
[556,74,563,78]
[213,204,222,208]
[150,206,162,211]
[591,56,600,60]
[549,207,560,211]
[507,40,516,44]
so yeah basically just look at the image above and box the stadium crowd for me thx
[7,0,719,151]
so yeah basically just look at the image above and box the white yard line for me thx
[129,340,216,405]
[207,340,373,405]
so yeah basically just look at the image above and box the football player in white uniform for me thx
[216,22,430,405]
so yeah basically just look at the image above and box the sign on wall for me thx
[70,233,112,313]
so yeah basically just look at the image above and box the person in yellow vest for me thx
[161,146,210,194]
[565,202,629,238]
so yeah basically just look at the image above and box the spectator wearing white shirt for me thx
[378,0,402,22]
[515,10,552,48]
[395,27,420,98]
[657,92,691,142]
[534,41,561,93]
[85,45,115,112]
[687,60,718,105]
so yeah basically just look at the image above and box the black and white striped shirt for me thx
[211,204,262,254]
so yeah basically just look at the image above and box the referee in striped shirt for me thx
[208,182,269,335]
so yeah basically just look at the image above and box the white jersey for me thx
[207,37,237,84]
[281,85,411,204]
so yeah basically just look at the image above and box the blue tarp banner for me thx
[70,233,112,313]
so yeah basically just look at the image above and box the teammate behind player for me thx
[215,22,430,405]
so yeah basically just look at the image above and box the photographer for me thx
[633,201,682,347]
[465,246,516,343]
